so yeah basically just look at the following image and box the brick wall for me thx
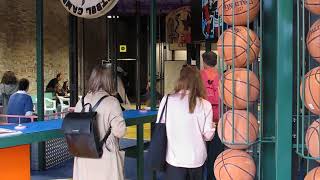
[0,0,69,95]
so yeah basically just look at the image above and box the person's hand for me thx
[213,122,217,129]
[212,122,217,134]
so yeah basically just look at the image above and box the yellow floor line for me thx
[124,123,151,140]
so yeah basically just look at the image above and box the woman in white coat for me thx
[73,66,126,180]
[157,65,216,180]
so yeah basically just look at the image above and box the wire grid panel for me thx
[216,0,263,179]
[45,137,72,169]
[294,0,320,176]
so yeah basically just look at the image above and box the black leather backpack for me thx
[62,95,111,158]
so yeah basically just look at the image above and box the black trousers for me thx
[165,164,204,180]
[206,131,224,180]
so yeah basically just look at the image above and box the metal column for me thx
[69,15,78,106]
[262,0,293,179]
[274,0,293,179]
[36,0,45,170]
[205,41,211,52]
[112,17,119,89]
[187,44,192,65]
[136,0,141,110]
[150,0,157,110]
[149,2,157,179]
[36,0,44,122]
[195,43,200,69]
[114,16,118,89]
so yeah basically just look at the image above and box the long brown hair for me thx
[1,71,17,85]
[87,66,115,94]
[174,65,207,113]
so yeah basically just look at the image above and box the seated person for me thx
[46,73,64,96]
[62,81,70,95]
[55,83,66,96]
[7,79,34,123]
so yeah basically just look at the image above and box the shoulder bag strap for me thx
[164,95,169,124]
[158,94,169,124]
[81,95,85,107]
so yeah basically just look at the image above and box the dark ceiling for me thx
[111,0,191,15]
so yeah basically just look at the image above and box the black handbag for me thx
[148,95,169,171]
[62,95,111,159]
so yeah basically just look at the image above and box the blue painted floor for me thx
[31,139,165,180]
[32,154,165,180]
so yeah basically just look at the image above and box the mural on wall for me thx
[202,0,221,40]
[166,6,191,50]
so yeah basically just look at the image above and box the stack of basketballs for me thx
[302,1,320,179]
[214,0,261,180]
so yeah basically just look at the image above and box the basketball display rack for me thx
[294,0,320,178]
[28,0,316,179]
[217,0,263,179]
[216,0,296,179]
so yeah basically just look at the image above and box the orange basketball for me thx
[214,149,256,180]
[219,68,260,109]
[305,0,320,15]
[307,20,320,64]
[300,67,320,115]
[305,119,320,162]
[305,167,320,180]
[218,0,260,25]
[218,110,259,149]
[217,26,260,68]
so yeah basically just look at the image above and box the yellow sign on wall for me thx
[120,45,127,52]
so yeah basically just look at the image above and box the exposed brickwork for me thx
[0,0,69,95]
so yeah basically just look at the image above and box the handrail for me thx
[0,111,69,123]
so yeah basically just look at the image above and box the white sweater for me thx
[157,92,215,168]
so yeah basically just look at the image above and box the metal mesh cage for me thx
[294,0,320,176]
[45,138,72,169]
[216,0,263,179]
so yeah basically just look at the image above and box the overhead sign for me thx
[120,45,127,53]
[60,0,119,19]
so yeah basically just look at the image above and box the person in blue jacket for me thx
[7,78,34,123]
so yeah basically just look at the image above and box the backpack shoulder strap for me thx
[81,95,93,112]
[99,128,112,151]
[92,95,109,112]
[96,95,113,150]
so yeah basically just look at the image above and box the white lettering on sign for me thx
[60,0,119,19]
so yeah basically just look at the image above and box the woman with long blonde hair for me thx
[156,65,216,180]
